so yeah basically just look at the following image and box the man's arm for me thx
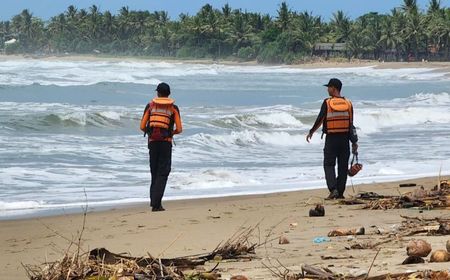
[140,103,150,132]
[349,103,358,154]
[306,100,326,142]
[172,105,182,135]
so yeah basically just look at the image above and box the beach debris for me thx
[401,255,425,264]
[340,180,450,210]
[320,255,354,260]
[430,250,450,262]
[399,183,417,188]
[406,239,432,257]
[279,235,290,244]
[313,236,331,244]
[289,222,298,229]
[198,272,221,280]
[24,247,186,280]
[24,224,261,280]
[230,275,249,280]
[301,264,336,279]
[286,264,450,280]
[309,204,325,217]
[328,227,365,237]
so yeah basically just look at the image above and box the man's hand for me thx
[352,143,358,155]
[306,132,313,143]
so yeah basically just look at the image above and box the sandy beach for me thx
[1,176,449,279]
[2,53,450,71]
[1,54,450,279]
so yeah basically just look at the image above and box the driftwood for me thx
[293,265,449,280]
[341,180,450,210]
[24,224,259,280]
[301,264,335,279]
[345,215,450,250]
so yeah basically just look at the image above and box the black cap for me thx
[323,78,342,91]
[156,82,171,96]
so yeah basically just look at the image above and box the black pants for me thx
[149,141,172,208]
[323,133,350,195]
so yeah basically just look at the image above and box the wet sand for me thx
[1,176,449,279]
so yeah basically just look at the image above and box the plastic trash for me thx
[313,237,331,243]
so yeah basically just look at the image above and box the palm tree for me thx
[403,8,426,60]
[402,0,418,13]
[222,4,231,19]
[427,0,442,14]
[378,16,404,60]
[277,2,290,32]
[296,11,322,55]
[331,11,351,43]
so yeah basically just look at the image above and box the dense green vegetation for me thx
[1,0,449,63]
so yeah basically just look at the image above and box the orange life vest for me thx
[148,97,174,129]
[146,97,175,140]
[325,97,353,134]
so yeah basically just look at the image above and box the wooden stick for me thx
[365,248,381,280]
[302,264,335,279]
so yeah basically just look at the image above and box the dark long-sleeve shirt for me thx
[309,98,358,144]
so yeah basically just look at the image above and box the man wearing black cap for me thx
[140,82,182,211]
[306,78,358,199]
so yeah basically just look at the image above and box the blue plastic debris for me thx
[313,236,331,243]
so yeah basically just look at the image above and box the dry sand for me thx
[1,176,449,279]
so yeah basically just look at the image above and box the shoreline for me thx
[2,171,450,222]
[2,53,450,71]
[1,176,449,279]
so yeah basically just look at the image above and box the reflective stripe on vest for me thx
[149,104,173,129]
[325,98,352,133]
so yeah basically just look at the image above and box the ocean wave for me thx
[356,106,450,134]
[171,169,260,190]
[210,111,306,130]
[188,130,315,148]
[0,60,448,87]
[0,102,140,130]
[393,92,450,106]
[353,92,450,133]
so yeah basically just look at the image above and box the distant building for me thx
[313,43,347,57]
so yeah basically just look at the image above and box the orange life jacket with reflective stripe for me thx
[148,97,174,129]
[325,97,353,134]
[147,97,175,140]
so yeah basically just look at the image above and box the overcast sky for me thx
[1,0,448,21]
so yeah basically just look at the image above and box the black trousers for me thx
[149,141,172,208]
[323,133,350,195]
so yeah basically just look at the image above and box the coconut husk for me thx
[406,239,432,257]
[430,250,450,263]
[309,204,325,217]
[279,235,290,244]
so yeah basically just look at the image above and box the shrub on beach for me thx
[237,46,256,61]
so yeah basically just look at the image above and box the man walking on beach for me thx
[140,82,182,211]
[306,78,358,199]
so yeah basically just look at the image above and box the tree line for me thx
[1,0,449,63]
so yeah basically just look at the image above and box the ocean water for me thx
[1,59,449,219]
